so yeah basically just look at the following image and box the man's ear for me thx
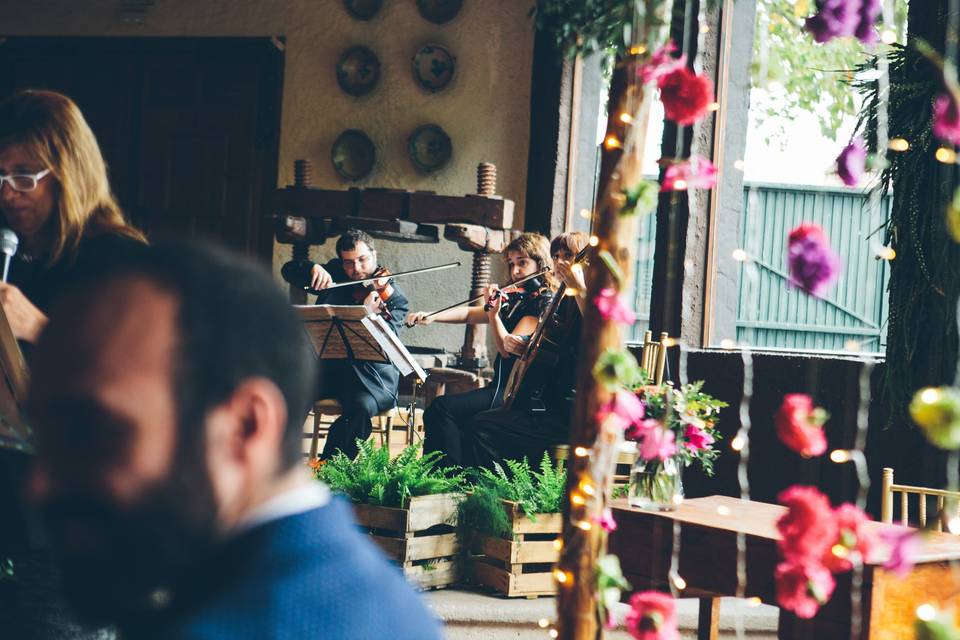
[220,378,289,464]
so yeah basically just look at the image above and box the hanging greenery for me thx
[852,43,960,425]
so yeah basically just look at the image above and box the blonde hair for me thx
[0,90,145,265]
[504,232,557,289]
[550,231,589,258]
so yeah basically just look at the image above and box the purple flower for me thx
[804,0,880,44]
[836,137,867,187]
[934,93,960,147]
[787,224,842,297]
[879,527,922,578]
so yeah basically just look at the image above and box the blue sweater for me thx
[125,498,443,639]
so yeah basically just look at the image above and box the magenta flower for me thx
[594,507,618,532]
[638,40,687,84]
[934,93,960,147]
[625,417,660,442]
[638,425,677,461]
[804,0,879,44]
[660,155,717,192]
[775,560,836,619]
[787,223,842,297]
[684,424,715,451]
[598,390,646,432]
[836,137,867,187]
[625,591,679,640]
[879,527,922,578]
[595,288,636,324]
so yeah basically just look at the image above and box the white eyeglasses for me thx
[0,169,51,192]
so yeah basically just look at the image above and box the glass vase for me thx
[628,455,684,511]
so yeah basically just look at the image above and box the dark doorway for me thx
[0,37,284,261]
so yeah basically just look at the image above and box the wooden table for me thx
[609,495,960,639]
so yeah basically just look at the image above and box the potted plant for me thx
[457,453,566,597]
[313,440,467,589]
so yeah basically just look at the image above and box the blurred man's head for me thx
[26,242,316,624]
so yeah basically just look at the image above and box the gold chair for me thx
[640,330,670,386]
[881,467,960,530]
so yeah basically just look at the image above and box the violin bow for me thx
[302,261,461,296]
[406,267,551,327]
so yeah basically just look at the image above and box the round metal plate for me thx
[408,124,452,173]
[331,129,376,181]
[412,44,456,93]
[336,45,381,97]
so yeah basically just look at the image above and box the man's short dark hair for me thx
[64,242,317,469]
[335,229,375,256]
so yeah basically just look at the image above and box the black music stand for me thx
[0,301,32,454]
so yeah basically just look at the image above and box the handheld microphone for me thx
[1,229,19,283]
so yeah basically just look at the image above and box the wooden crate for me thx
[470,500,563,597]
[353,493,462,590]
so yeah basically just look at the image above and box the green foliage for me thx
[532,0,667,60]
[456,453,567,541]
[594,347,646,391]
[316,440,466,508]
[620,180,660,217]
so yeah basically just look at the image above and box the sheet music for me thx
[361,315,429,382]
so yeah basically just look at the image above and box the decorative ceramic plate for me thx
[331,129,376,181]
[336,46,380,97]
[408,124,452,173]
[412,44,456,93]
[343,0,383,20]
[416,0,463,24]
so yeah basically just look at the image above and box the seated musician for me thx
[440,231,589,469]
[406,233,556,467]
[281,229,409,459]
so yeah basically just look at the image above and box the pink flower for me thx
[625,591,679,640]
[594,507,618,532]
[625,417,661,442]
[776,486,839,562]
[775,394,828,458]
[934,93,960,147]
[879,527,922,578]
[637,425,677,462]
[787,223,841,297]
[824,503,880,572]
[598,389,646,432]
[836,137,867,187]
[638,40,687,84]
[775,560,835,619]
[684,424,715,451]
[660,155,718,192]
[595,288,636,324]
[658,67,714,125]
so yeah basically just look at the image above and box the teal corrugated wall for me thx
[627,183,890,353]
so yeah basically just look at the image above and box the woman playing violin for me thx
[407,233,555,467]
[281,228,409,459]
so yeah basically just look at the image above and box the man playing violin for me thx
[281,229,409,459]
[406,233,555,467]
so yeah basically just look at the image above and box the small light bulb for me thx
[605,135,622,149]
[549,629,559,639]
[920,387,942,404]
[588,236,600,247]
[707,101,720,111]
[832,544,850,558]
[576,520,593,531]
[845,340,862,353]
[579,208,592,219]
[672,574,687,590]
[830,450,851,463]
[876,246,896,260]
[888,138,909,152]
[734,159,745,171]
[564,287,579,297]
[538,618,550,628]
[717,505,731,516]
[731,435,746,451]
[619,112,634,124]
[581,482,596,496]
[732,249,748,262]
[573,446,590,457]
[553,538,563,551]
[553,568,570,584]
[748,597,762,607]
[629,45,647,55]
[948,517,960,534]
[571,493,586,506]
[700,24,710,33]
[917,603,937,621]
[720,338,736,350]
[880,29,897,45]
[673,179,688,190]
[936,147,957,164]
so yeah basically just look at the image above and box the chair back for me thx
[881,467,960,531]
[640,330,670,385]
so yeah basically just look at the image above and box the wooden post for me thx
[554,4,671,638]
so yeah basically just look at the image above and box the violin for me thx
[351,266,395,320]
[483,274,547,311]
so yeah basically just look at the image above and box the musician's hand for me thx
[362,291,383,316]
[485,283,503,317]
[504,333,529,357]
[0,283,47,343]
[406,311,434,326]
[310,264,333,290]
[555,259,585,291]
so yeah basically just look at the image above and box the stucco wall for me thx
[3,0,535,351]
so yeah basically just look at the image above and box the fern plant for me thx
[457,452,567,541]
[315,440,466,508]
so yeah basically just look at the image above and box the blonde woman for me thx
[406,232,555,466]
[0,89,145,343]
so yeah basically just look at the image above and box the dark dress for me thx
[281,258,409,459]
[467,295,581,470]
[0,231,145,639]
[422,289,552,467]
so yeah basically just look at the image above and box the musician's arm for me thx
[383,289,409,335]
[407,305,488,326]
